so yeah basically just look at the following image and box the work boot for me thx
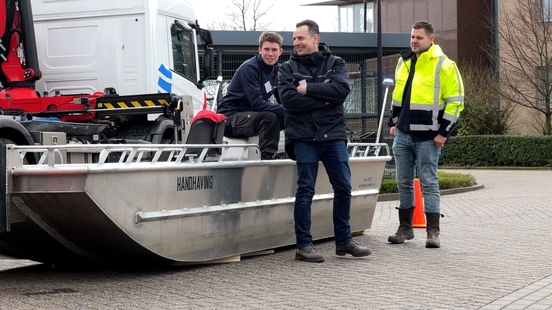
[425,212,442,248]
[335,241,371,257]
[388,207,415,244]
[295,246,325,262]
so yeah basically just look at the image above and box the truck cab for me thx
[0,0,215,157]
[31,0,212,113]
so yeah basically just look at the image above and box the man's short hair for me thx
[412,20,434,36]
[259,31,283,48]
[296,19,319,37]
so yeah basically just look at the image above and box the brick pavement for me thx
[1,169,552,310]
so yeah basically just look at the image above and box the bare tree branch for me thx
[456,59,516,135]
[220,0,274,31]
[483,0,552,134]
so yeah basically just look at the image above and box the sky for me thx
[192,0,338,32]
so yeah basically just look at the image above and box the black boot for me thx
[425,212,441,248]
[388,207,415,244]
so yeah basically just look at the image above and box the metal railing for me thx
[7,143,261,167]
[348,143,390,158]
[7,142,390,168]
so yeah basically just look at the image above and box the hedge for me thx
[380,171,476,194]
[439,135,552,167]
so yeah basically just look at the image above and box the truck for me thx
[0,0,391,265]
[1,0,214,152]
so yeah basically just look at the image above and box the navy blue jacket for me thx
[217,54,283,119]
[278,44,350,145]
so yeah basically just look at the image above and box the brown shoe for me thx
[336,241,372,257]
[295,246,325,262]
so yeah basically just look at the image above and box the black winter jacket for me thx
[217,54,283,120]
[278,44,350,145]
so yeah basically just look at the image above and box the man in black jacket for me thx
[217,32,284,160]
[278,20,371,263]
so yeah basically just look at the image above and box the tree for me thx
[487,0,552,135]
[454,59,516,135]
[208,0,274,31]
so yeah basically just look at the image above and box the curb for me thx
[377,183,485,202]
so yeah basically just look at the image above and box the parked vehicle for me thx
[0,0,390,265]
[1,0,214,152]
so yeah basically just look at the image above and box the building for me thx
[309,0,552,135]
[305,0,494,65]
[211,0,552,136]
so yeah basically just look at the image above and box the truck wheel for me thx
[0,138,15,145]
[0,138,29,164]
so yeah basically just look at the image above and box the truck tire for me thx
[0,138,29,164]
[0,138,15,145]
[0,138,16,149]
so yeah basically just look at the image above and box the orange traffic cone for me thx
[413,178,427,228]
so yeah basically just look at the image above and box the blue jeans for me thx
[392,130,441,213]
[293,140,352,248]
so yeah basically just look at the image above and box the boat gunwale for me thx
[8,142,391,176]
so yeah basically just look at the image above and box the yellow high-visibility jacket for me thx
[389,44,464,138]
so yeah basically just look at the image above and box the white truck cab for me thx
[30,0,212,113]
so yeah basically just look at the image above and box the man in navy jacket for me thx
[217,32,284,160]
[278,20,371,262]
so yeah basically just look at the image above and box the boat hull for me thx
[1,144,389,264]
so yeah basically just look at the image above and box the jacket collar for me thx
[421,44,444,60]
[291,43,331,66]
[401,44,444,61]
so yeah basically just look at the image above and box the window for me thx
[338,3,373,33]
[171,24,197,82]
[542,0,552,22]
[537,66,552,107]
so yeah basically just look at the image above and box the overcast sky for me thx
[192,0,338,32]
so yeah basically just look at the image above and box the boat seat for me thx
[222,136,260,160]
[184,119,226,160]
[222,131,286,160]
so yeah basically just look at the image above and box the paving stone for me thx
[1,170,552,309]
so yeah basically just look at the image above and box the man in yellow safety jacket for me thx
[387,20,464,249]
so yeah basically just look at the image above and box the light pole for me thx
[376,0,383,143]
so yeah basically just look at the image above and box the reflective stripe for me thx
[454,64,464,99]
[443,113,458,122]
[410,124,439,131]
[409,103,445,110]
[444,96,464,103]
[452,105,461,118]
[392,116,399,123]
[397,58,405,74]
[433,56,446,105]
[392,99,401,107]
